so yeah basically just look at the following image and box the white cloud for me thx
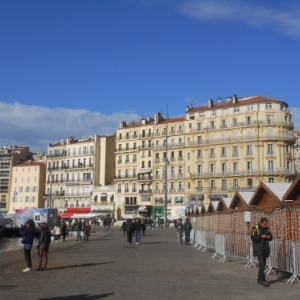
[178,1,300,38]
[0,102,142,152]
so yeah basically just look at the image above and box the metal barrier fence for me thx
[192,230,300,284]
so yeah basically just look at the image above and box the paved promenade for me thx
[0,226,299,300]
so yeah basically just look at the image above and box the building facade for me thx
[293,131,300,174]
[9,161,46,213]
[44,135,115,211]
[114,96,296,219]
[0,146,30,213]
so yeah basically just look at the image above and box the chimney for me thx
[218,97,222,104]
[120,121,126,129]
[233,94,238,104]
[141,118,146,125]
[154,113,163,124]
[208,99,214,108]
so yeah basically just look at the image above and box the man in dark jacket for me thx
[126,219,133,244]
[183,218,193,245]
[251,218,273,287]
[134,218,142,245]
[76,219,83,241]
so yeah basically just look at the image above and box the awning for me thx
[137,169,152,174]
[66,208,91,214]
[57,213,74,218]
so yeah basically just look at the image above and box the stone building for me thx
[114,95,295,219]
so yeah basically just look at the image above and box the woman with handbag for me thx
[83,220,91,241]
[19,219,35,272]
[37,222,51,271]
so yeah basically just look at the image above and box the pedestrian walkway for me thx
[0,227,299,300]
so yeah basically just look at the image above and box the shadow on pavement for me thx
[38,293,114,300]
[47,262,113,271]
[269,274,290,285]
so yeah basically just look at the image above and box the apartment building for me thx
[9,161,46,213]
[0,145,30,213]
[44,135,115,211]
[115,95,296,219]
[293,131,300,173]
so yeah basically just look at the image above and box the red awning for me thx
[57,213,74,218]
[66,208,91,214]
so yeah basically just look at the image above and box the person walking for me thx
[19,219,35,272]
[103,219,108,231]
[134,218,142,245]
[251,217,273,287]
[126,219,133,244]
[53,223,61,242]
[61,220,67,242]
[83,220,91,241]
[76,219,83,241]
[37,222,51,271]
[141,221,146,236]
[120,220,126,236]
[183,218,193,245]
[175,218,184,246]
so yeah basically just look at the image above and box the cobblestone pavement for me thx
[0,226,299,300]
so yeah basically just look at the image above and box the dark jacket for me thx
[251,224,273,257]
[175,222,184,233]
[19,226,35,245]
[77,221,83,231]
[126,222,132,232]
[135,221,142,231]
[37,228,51,249]
[61,223,67,234]
[84,224,91,235]
[183,220,192,232]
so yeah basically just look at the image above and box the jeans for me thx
[257,256,267,282]
[177,232,183,245]
[135,230,141,243]
[127,231,132,243]
[185,231,190,244]
[24,249,32,268]
[77,230,82,241]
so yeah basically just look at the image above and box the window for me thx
[26,187,30,193]
[233,162,238,174]
[233,179,239,189]
[267,144,273,154]
[221,119,226,128]
[141,161,145,168]
[210,148,215,158]
[221,147,226,157]
[246,145,252,155]
[268,161,274,172]
[210,121,215,129]
[197,136,202,144]
[19,187,23,193]
[246,116,251,125]
[83,173,91,181]
[133,169,136,177]
[232,118,237,126]
[247,178,253,188]
[267,129,273,137]
[269,178,274,183]
[267,115,272,124]
[125,169,129,178]
[197,122,202,130]
[210,164,215,175]
[27,176,30,183]
[125,143,129,150]
[222,163,227,174]
[247,161,252,173]
[222,180,227,190]
[197,149,202,158]
[266,103,272,110]
[187,153,190,160]
[247,105,253,111]
[197,165,202,175]
[178,182,183,191]
[210,180,215,190]
[133,142,137,150]
[189,123,192,129]
[148,161,151,168]
[233,146,238,156]
[178,166,183,175]
[117,184,122,193]
[232,132,238,141]
[197,181,202,190]
[234,108,239,113]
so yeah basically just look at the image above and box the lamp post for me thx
[49,168,53,208]
[164,112,168,227]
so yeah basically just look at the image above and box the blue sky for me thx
[1,0,300,151]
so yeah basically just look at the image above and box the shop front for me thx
[175,196,184,204]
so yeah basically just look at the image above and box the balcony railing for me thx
[139,190,152,194]
[190,169,297,178]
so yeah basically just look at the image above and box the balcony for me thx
[266,151,275,155]
[178,188,184,192]
[139,190,152,194]
[117,160,122,164]
[245,151,253,156]
[221,153,227,157]
[197,155,203,159]
[125,160,130,164]
[178,156,183,161]
[154,189,160,193]
[169,188,175,193]
[114,175,137,180]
